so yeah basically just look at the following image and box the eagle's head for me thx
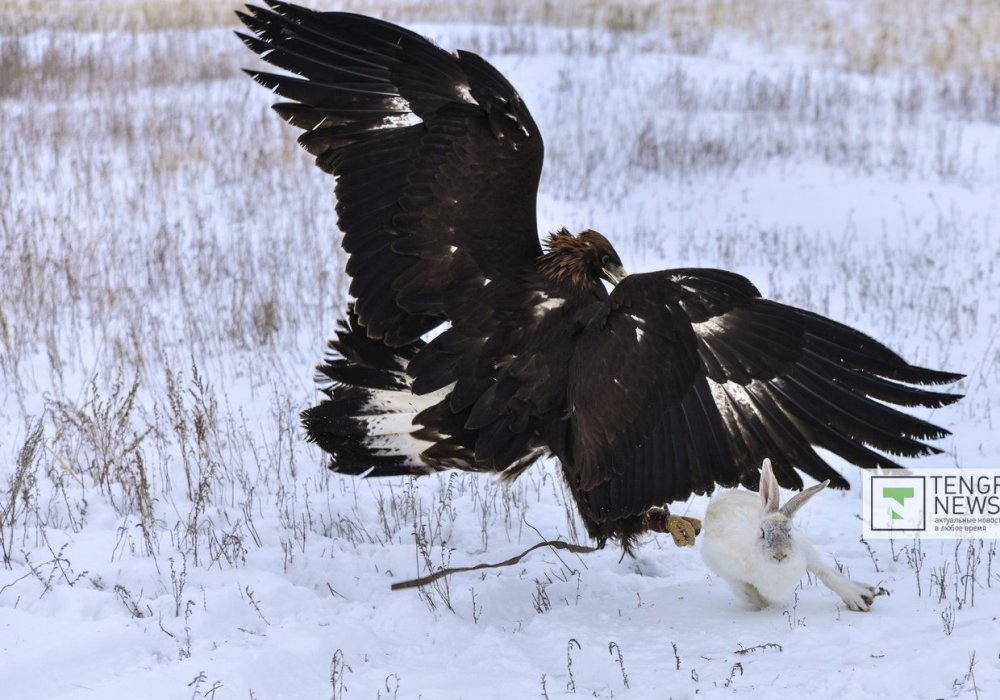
[539,228,627,289]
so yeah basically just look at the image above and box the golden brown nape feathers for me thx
[538,228,627,289]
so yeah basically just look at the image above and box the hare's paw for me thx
[741,582,771,609]
[840,581,885,612]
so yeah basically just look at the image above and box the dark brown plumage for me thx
[238,2,964,551]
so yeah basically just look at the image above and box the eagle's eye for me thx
[601,254,611,266]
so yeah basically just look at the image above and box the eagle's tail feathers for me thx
[302,305,465,477]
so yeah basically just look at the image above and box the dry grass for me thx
[4,0,1000,76]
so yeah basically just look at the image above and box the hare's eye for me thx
[760,528,765,539]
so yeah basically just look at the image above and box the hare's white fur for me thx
[701,459,879,612]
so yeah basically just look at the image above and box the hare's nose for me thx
[772,553,787,562]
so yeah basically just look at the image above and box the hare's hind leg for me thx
[804,542,880,612]
[738,582,770,609]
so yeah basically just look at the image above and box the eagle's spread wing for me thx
[237,2,544,346]
[564,269,962,521]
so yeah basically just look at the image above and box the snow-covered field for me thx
[2,2,999,697]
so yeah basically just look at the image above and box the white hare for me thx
[701,459,879,612]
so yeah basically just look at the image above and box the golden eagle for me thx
[237,2,963,550]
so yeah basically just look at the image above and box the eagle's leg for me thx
[643,507,702,547]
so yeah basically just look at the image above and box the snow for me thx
[2,11,999,700]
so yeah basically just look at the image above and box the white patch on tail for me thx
[360,383,456,459]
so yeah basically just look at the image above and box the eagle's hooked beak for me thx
[602,264,628,286]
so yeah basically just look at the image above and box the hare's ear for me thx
[780,480,830,519]
[759,459,780,513]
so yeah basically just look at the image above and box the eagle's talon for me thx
[685,515,703,537]
[667,515,701,547]
[644,508,701,547]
